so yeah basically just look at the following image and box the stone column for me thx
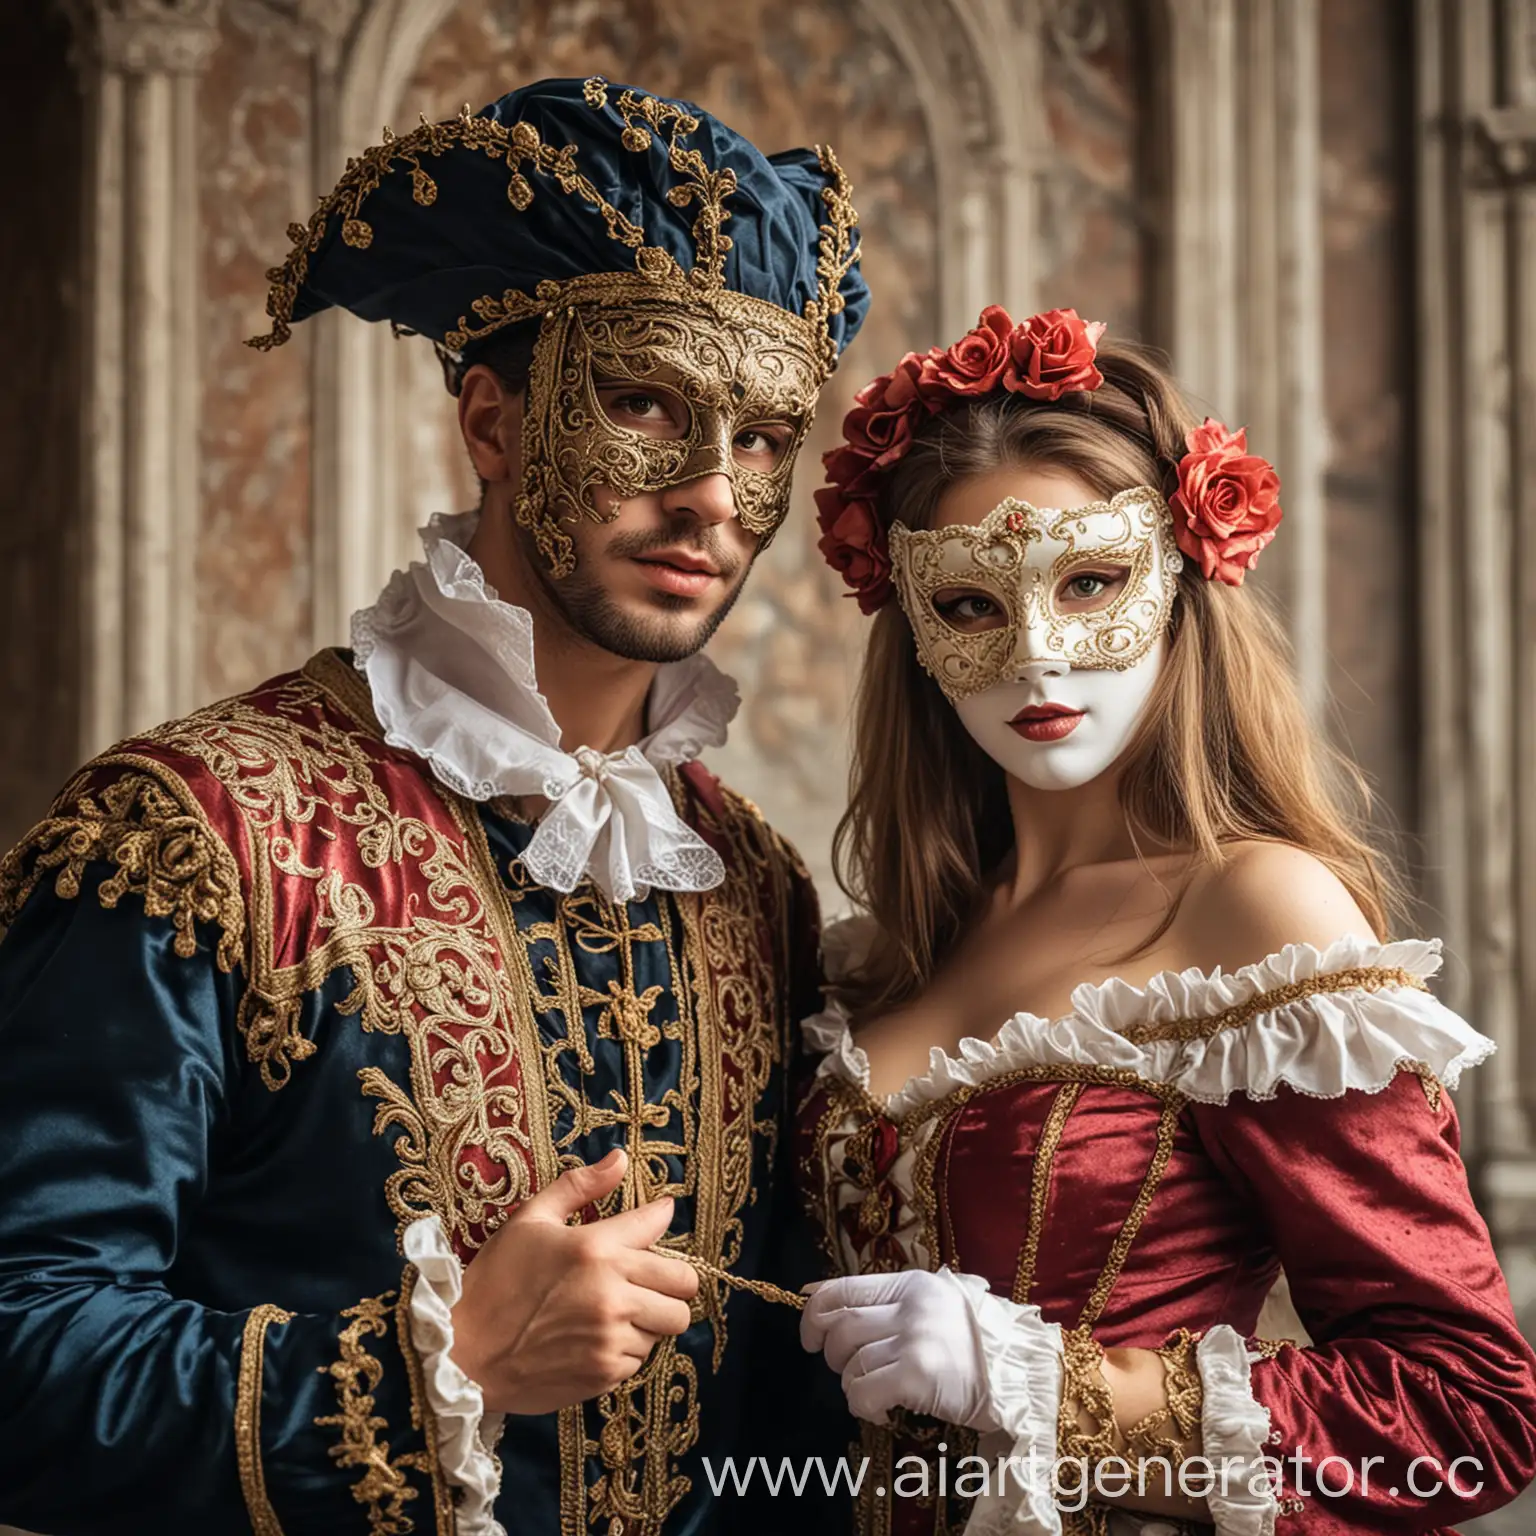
[1152,0,1328,712]
[61,0,221,749]
[1416,0,1536,1249]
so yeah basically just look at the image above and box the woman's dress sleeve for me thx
[1190,1066,1536,1533]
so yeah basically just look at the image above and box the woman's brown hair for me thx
[833,338,1403,1016]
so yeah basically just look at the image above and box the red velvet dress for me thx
[793,923,1536,1536]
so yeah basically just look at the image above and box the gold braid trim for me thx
[1122,1328,1203,1466]
[0,765,246,972]
[657,1244,807,1310]
[314,1286,435,1535]
[1120,966,1427,1046]
[237,1304,296,1536]
[248,101,650,352]
[1012,1081,1084,1304]
[1059,1326,1205,1498]
[1058,1326,1120,1467]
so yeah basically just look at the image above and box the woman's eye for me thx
[933,592,1005,629]
[1058,568,1128,607]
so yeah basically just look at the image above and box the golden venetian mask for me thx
[516,280,825,574]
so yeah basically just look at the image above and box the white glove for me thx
[800,1267,1007,1429]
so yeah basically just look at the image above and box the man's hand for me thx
[449,1147,699,1414]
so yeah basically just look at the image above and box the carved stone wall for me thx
[1320,0,1418,853]
[196,0,314,699]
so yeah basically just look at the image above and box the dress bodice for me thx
[793,920,1532,1536]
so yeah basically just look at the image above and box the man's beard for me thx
[527,518,752,664]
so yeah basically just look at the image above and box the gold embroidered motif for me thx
[1121,966,1427,1046]
[0,766,245,971]
[1012,1080,1084,1305]
[314,1287,434,1534]
[237,1304,296,1536]
[249,104,649,353]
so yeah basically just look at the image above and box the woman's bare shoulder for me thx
[1175,840,1379,972]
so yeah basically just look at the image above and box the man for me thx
[0,76,866,1534]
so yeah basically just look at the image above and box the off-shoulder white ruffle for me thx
[403,1215,506,1536]
[804,917,1493,1118]
[964,1294,1065,1536]
[1199,1326,1279,1536]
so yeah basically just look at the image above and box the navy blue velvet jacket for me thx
[0,650,850,1535]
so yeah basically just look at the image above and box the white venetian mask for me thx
[890,485,1182,790]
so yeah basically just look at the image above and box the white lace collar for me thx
[351,512,740,904]
[804,918,1494,1116]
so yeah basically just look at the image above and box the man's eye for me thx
[614,393,664,418]
[1070,575,1107,598]
[733,426,791,463]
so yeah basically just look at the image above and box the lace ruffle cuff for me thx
[1198,1325,1279,1536]
[962,1288,1066,1536]
[403,1215,507,1536]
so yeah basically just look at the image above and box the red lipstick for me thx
[1008,703,1085,743]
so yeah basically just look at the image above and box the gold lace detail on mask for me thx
[889,486,1182,700]
[508,281,822,570]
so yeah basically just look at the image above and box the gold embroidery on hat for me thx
[248,82,859,573]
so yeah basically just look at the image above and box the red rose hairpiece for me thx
[1168,419,1283,588]
[815,311,1285,608]
[815,306,1109,612]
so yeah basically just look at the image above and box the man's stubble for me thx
[520,515,755,665]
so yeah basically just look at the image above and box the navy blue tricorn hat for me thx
[249,75,869,373]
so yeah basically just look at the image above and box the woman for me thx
[794,308,1536,1535]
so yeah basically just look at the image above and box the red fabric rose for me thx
[1003,307,1108,400]
[915,306,1014,402]
[815,489,893,614]
[814,306,1109,610]
[1169,419,1283,586]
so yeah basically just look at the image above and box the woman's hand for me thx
[800,1267,1003,1428]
